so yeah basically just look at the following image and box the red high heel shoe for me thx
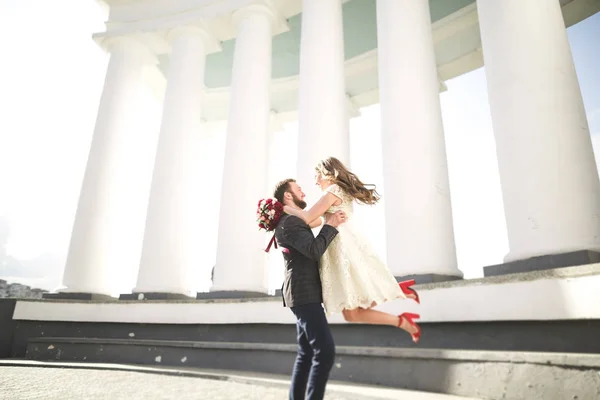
[398,312,421,343]
[399,279,420,304]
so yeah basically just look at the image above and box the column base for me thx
[196,291,272,300]
[43,292,116,301]
[484,250,600,277]
[119,292,195,301]
[395,274,463,285]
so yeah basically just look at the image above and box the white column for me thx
[267,112,284,188]
[376,0,462,279]
[211,5,275,293]
[296,0,349,197]
[60,37,155,295]
[477,0,600,262]
[134,27,212,297]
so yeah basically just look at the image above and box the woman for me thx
[284,157,421,343]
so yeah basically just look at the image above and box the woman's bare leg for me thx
[342,308,419,335]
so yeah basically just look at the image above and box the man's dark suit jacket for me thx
[275,214,339,308]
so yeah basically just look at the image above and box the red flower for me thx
[255,197,284,232]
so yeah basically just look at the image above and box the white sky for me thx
[0,1,599,293]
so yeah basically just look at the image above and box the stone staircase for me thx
[12,321,600,400]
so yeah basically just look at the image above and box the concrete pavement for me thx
[0,360,479,400]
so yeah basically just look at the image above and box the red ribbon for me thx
[264,233,278,253]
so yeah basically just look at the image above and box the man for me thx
[273,178,347,400]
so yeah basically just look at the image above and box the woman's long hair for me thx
[315,157,381,205]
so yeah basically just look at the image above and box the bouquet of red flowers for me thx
[256,198,284,232]
[256,198,284,252]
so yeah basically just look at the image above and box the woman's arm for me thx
[279,217,339,261]
[309,218,323,229]
[284,192,338,224]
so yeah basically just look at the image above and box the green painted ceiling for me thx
[159,0,476,88]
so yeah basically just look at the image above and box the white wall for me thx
[14,267,600,324]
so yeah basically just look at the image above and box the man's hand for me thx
[324,211,347,228]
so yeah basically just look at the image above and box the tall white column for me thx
[478,0,600,262]
[211,5,276,294]
[376,0,462,279]
[134,27,213,297]
[296,0,349,197]
[60,37,155,295]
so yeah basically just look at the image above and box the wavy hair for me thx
[315,157,381,205]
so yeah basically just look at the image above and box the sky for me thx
[0,1,599,293]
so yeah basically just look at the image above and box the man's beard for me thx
[292,194,307,210]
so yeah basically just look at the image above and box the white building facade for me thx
[52,0,600,299]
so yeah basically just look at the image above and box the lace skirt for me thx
[319,220,405,315]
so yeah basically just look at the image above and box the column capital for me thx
[346,93,361,118]
[438,76,448,93]
[94,35,158,65]
[231,1,289,35]
[166,25,222,54]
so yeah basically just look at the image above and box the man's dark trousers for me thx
[289,303,336,400]
[274,214,339,399]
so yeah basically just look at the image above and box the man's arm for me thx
[281,217,338,261]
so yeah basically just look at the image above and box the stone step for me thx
[11,317,600,356]
[25,337,600,400]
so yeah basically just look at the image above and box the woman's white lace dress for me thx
[319,184,405,314]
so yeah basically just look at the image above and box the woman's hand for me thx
[284,205,303,220]
[283,193,339,225]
